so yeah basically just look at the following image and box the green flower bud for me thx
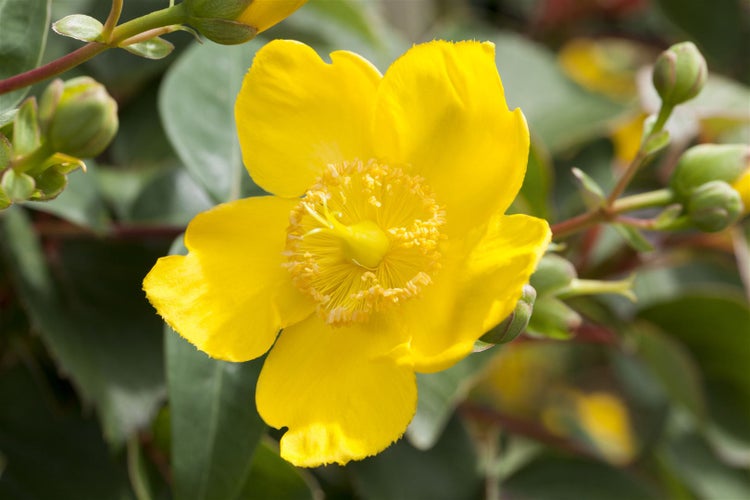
[46,77,118,159]
[530,254,577,296]
[185,0,307,44]
[479,285,536,346]
[32,167,68,201]
[686,180,743,232]
[1,169,35,202]
[526,297,582,340]
[38,78,64,132]
[670,144,750,200]
[652,41,707,107]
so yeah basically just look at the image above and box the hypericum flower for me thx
[144,39,551,467]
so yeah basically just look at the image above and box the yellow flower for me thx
[143,39,551,467]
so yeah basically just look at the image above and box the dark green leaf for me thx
[163,234,267,500]
[0,207,166,445]
[351,415,481,500]
[160,39,266,203]
[52,14,103,42]
[0,364,133,498]
[0,0,50,111]
[664,428,750,499]
[239,441,317,500]
[168,329,267,500]
[633,322,706,419]
[639,293,750,456]
[407,348,496,450]
[654,0,750,82]
[504,455,659,500]
[123,37,175,60]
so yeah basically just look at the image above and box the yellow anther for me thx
[285,159,445,325]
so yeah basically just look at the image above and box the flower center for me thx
[285,159,445,325]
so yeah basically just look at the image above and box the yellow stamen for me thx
[285,159,445,325]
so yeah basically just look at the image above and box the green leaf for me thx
[0,0,50,112]
[52,14,103,42]
[407,349,496,450]
[654,0,750,81]
[0,108,15,127]
[160,39,266,203]
[303,0,383,48]
[613,223,655,252]
[664,428,750,500]
[126,165,214,225]
[165,236,267,500]
[123,37,175,60]
[351,415,482,500]
[168,330,267,500]
[516,141,553,218]
[0,364,134,498]
[639,293,750,457]
[571,167,606,209]
[239,441,317,500]
[632,322,706,420]
[504,455,659,500]
[0,207,166,446]
[25,164,111,231]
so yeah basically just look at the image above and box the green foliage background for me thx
[1,0,749,498]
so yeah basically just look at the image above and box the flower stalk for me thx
[0,3,188,96]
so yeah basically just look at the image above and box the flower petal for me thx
[394,214,550,372]
[238,0,307,34]
[143,196,314,362]
[256,315,416,467]
[235,40,382,198]
[374,40,529,234]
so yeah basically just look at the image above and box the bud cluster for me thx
[0,77,118,209]
[669,144,749,232]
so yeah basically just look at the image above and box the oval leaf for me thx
[159,39,266,203]
[123,36,174,60]
[0,0,51,111]
[52,14,103,42]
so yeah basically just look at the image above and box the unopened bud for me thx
[185,0,307,44]
[652,42,707,107]
[46,77,118,159]
[479,285,536,345]
[686,180,743,232]
[530,254,577,296]
[670,144,750,212]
